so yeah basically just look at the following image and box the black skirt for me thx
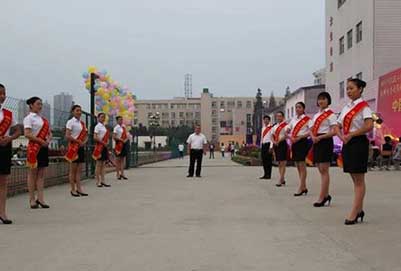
[274,141,288,162]
[99,147,109,161]
[313,136,334,164]
[291,138,312,162]
[37,147,49,168]
[342,135,369,173]
[0,143,12,175]
[116,142,128,157]
[73,147,85,164]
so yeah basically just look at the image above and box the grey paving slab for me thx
[1,156,400,271]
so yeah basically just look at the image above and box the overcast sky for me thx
[1,0,325,110]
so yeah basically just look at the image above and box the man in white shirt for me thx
[260,115,274,180]
[178,143,185,159]
[186,125,207,178]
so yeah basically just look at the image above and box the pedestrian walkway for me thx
[1,157,400,271]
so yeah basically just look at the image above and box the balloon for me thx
[82,72,89,79]
[88,66,97,73]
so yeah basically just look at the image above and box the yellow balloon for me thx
[88,66,97,73]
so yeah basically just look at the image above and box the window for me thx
[228,101,235,108]
[220,121,227,128]
[237,101,242,108]
[329,32,333,41]
[220,101,225,108]
[339,81,345,99]
[338,0,346,8]
[170,104,175,109]
[146,104,151,109]
[287,109,290,118]
[212,118,218,125]
[211,102,217,108]
[246,101,252,109]
[356,21,363,43]
[329,17,333,27]
[246,114,252,123]
[179,112,184,118]
[330,47,333,56]
[347,29,353,49]
[171,112,176,119]
[339,36,345,55]
[195,112,201,119]
[171,120,176,127]
[356,72,363,80]
[291,107,294,118]
[330,62,334,72]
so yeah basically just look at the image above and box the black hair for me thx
[26,96,42,106]
[276,111,285,117]
[263,115,271,120]
[296,102,306,109]
[384,136,392,143]
[317,91,332,106]
[399,137,401,142]
[370,141,376,146]
[71,104,81,112]
[348,78,367,92]
[116,116,122,121]
[97,112,105,118]
[0,83,5,89]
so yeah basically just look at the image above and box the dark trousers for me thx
[261,143,273,178]
[209,150,215,159]
[189,149,203,176]
[179,151,184,159]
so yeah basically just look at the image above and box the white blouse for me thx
[311,108,337,134]
[271,121,287,141]
[94,122,108,140]
[287,114,312,137]
[23,112,46,137]
[261,125,274,145]
[0,106,17,136]
[337,98,373,133]
[113,124,126,139]
[66,117,85,139]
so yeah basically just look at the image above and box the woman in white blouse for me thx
[93,113,111,188]
[310,92,338,207]
[65,105,88,197]
[337,79,373,225]
[113,116,129,180]
[23,97,52,209]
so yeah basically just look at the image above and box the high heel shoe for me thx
[275,181,286,187]
[121,175,128,180]
[30,202,39,209]
[77,191,88,196]
[344,210,365,225]
[0,216,12,224]
[313,195,332,207]
[71,191,80,197]
[101,182,111,187]
[36,200,50,209]
[294,189,308,197]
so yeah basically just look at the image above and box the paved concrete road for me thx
[1,156,400,271]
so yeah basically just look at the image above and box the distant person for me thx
[24,96,52,209]
[113,116,129,179]
[380,136,393,170]
[0,84,21,224]
[178,143,185,159]
[209,143,215,159]
[221,143,225,158]
[230,143,235,157]
[186,125,207,178]
[260,115,274,180]
[272,111,288,187]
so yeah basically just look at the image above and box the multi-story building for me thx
[135,88,283,144]
[284,85,326,120]
[325,0,401,112]
[53,92,73,130]
[17,99,29,124]
[42,100,51,123]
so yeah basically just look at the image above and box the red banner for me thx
[378,67,401,136]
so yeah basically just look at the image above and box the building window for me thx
[329,17,333,26]
[356,72,363,80]
[212,102,217,108]
[237,101,242,108]
[329,32,333,41]
[330,47,333,56]
[195,112,201,119]
[347,29,353,49]
[287,109,290,118]
[146,104,151,109]
[220,101,225,108]
[339,81,345,99]
[356,21,363,43]
[339,36,345,55]
[330,62,334,72]
[246,101,252,108]
[179,112,184,118]
[170,104,175,109]
[338,0,346,8]
[171,112,176,119]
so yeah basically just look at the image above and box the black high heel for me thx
[344,210,365,225]
[30,202,39,209]
[313,195,332,207]
[77,191,88,197]
[275,181,286,187]
[36,200,50,209]
[121,175,128,180]
[71,191,80,197]
[101,182,111,187]
[0,216,12,224]
[294,189,308,197]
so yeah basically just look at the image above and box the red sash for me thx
[306,110,334,165]
[0,109,13,137]
[273,122,287,141]
[114,126,128,155]
[261,125,273,141]
[65,121,87,162]
[336,101,369,168]
[292,116,310,137]
[343,101,369,135]
[92,129,110,160]
[27,118,49,169]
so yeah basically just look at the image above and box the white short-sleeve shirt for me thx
[66,117,85,139]
[0,106,17,136]
[178,144,184,151]
[186,133,207,150]
[337,98,373,133]
[271,121,287,141]
[287,114,312,137]
[311,108,337,134]
[94,122,108,140]
[23,112,45,137]
[113,124,126,139]
[261,125,274,146]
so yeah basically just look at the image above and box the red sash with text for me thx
[291,116,310,138]
[27,118,49,169]
[92,129,110,160]
[65,121,87,162]
[261,125,273,142]
[273,122,287,142]
[0,109,13,137]
[114,126,128,155]
[337,101,369,167]
[306,110,334,165]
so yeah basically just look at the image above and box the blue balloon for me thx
[82,72,89,79]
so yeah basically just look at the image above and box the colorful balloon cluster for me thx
[82,66,136,127]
